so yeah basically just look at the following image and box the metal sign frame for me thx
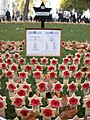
[25,28,62,56]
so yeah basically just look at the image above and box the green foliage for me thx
[41,98,48,107]
[20,0,25,11]
[60,0,90,12]
[0,76,8,96]
[0,69,2,75]
[6,97,17,119]
[60,0,73,11]
[63,85,68,94]
[30,0,33,5]
[77,97,85,118]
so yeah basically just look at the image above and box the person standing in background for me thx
[6,10,11,21]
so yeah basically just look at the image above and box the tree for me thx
[60,0,73,11]
[23,0,30,20]
[20,0,25,12]
[60,0,90,13]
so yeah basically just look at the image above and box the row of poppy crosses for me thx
[0,92,90,120]
[0,40,90,120]
[0,51,90,82]
[0,40,90,82]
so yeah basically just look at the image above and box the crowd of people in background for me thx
[0,9,90,23]
[57,11,90,23]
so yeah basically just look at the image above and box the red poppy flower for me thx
[86,73,90,79]
[31,99,40,106]
[81,67,88,72]
[68,55,73,60]
[41,58,47,64]
[11,41,15,44]
[73,58,80,64]
[50,72,56,79]
[82,83,89,91]
[19,72,26,79]
[51,60,57,65]
[36,65,42,71]
[17,90,26,96]
[76,53,81,58]
[14,53,19,59]
[11,65,17,71]
[8,84,16,91]
[75,71,83,79]
[48,66,54,71]
[5,53,10,58]
[63,70,70,78]
[38,83,46,91]
[0,102,3,108]
[6,59,12,65]
[23,85,29,91]
[14,98,23,107]
[22,41,25,46]
[69,97,78,105]
[69,65,76,71]
[51,100,60,108]
[63,58,69,64]
[54,84,62,91]
[84,59,90,64]
[85,53,90,58]
[61,41,65,46]
[19,58,25,65]
[31,59,36,64]
[34,72,41,79]
[0,58,3,63]
[6,71,13,78]
[69,84,76,91]
[86,101,90,108]
[72,41,75,44]
[43,109,52,117]
[1,63,7,69]
[59,65,66,71]
[25,65,32,72]
[20,110,29,116]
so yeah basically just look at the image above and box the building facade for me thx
[0,0,12,18]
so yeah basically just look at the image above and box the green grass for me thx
[0,22,90,42]
[2,21,89,58]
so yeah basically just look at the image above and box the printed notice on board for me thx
[26,29,61,56]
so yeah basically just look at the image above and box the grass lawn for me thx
[0,22,90,120]
[0,22,90,42]
[0,22,90,58]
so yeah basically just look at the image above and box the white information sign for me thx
[26,29,61,56]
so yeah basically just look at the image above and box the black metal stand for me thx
[41,20,45,28]
[33,2,51,28]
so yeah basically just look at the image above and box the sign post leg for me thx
[41,20,45,28]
